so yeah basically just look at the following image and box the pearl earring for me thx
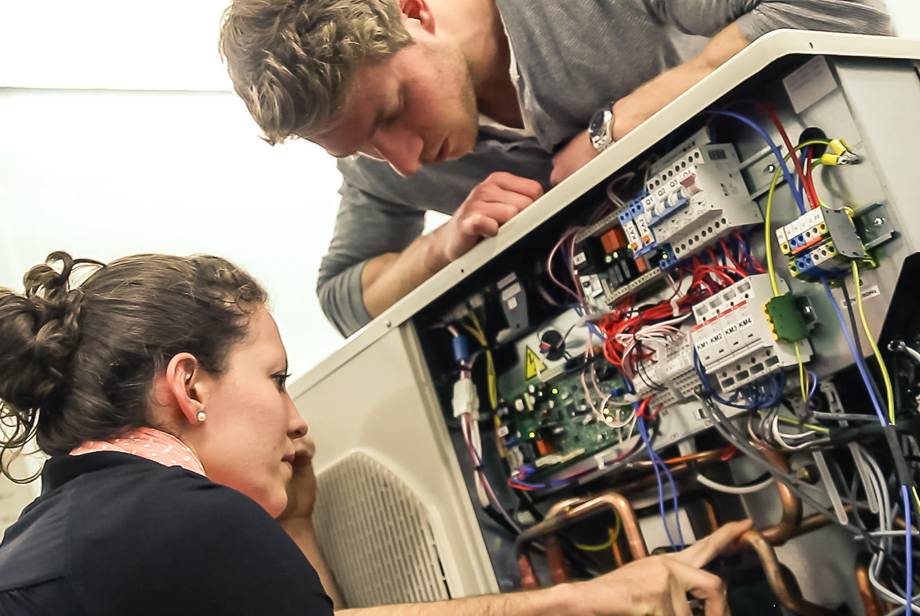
[197,412,206,422]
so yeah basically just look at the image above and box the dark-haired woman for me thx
[0,252,748,616]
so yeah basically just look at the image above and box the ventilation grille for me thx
[313,451,450,607]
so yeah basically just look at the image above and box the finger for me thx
[462,213,500,239]
[485,172,544,200]
[672,520,753,568]
[669,574,694,616]
[477,188,537,212]
[469,200,524,223]
[667,559,729,616]
[291,435,316,468]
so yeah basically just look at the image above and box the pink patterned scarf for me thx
[71,427,206,476]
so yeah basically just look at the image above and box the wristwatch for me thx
[588,103,616,152]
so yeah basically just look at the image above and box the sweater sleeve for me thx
[317,164,427,337]
[69,476,334,616]
[641,0,891,40]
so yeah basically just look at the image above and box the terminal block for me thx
[763,294,815,342]
[627,144,763,266]
[631,336,699,407]
[775,206,867,281]
[691,275,813,392]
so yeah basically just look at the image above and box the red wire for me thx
[755,103,820,210]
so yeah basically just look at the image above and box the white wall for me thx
[0,88,346,374]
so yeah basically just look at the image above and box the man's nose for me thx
[372,129,423,177]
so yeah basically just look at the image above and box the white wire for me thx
[696,472,776,495]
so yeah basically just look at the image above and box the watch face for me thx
[589,108,613,152]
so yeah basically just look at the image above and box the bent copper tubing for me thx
[738,530,837,616]
[699,497,719,533]
[856,552,885,616]
[545,535,568,585]
[758,449,803,546]
[516,490,647,588]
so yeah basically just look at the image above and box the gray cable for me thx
[699,395,865,535]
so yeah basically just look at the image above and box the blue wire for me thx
[704,110,806,214]
[637,414,680,551]
[806,371,818,407]
[902,486,915,614]
[795,148,810,205]
[821,278,888,426]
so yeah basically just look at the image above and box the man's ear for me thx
[399,0,435,34]
[164,353,209,425]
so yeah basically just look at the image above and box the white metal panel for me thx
[293,325,499,599]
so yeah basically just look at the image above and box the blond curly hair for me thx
[219,0,412,144]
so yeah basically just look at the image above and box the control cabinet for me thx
[293,33,920,614]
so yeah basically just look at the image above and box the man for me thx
[219,0,890,337]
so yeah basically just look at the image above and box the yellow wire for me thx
[757,410,829,433]
[765,140,835,297]
[573,513,622,552]
[851,261,895,425]
[764,165,784,297]
[462,310,499,408]
[794,343,808,404]
[913,487,920,515]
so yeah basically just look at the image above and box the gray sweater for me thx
[317,0,891,337]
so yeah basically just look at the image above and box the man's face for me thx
[309,37,479,177]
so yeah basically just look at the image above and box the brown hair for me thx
[218,0,412,144]
[0,251,267,482]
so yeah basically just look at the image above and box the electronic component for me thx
[776,206,867,281]
[691,275,813,391]
[762,294,815,342]
[636,144,763,264]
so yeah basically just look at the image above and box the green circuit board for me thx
[496,357,635,479]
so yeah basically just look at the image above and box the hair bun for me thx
[0,252,86,415]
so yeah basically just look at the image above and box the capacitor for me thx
[514,399,525,412]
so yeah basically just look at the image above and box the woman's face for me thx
[191,305,307,517]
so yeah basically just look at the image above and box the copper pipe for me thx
[516,489,647,581]
[616,462,692,495]
[699,497,719,533]
[518,553,540,590]
[546,497,587,519]
[758,449,803,546]
[856,552,885,616]
[738,530,837,616]
[612,537,624,568]
[545,535,568,584]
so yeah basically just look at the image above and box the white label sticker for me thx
[783,56,837,114]
[497,425,509,438]
[738,315,754,330]
[501,282,522,302]
[840,284,881,308]
[573,252,587,266]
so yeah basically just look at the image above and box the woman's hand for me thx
[571,519,753,616]
[278,434,317,521]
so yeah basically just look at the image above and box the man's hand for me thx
[434,172,544,264]
[278,434,317,522]
[551,129,599,186]
[571,519,752,616]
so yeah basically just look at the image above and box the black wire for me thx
[841,281,886,409]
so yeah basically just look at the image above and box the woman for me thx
[0,251,747,616]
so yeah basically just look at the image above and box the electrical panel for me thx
[297,39,920,615]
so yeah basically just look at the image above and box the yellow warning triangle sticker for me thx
[524,346,547,381]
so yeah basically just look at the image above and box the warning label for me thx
[525,346,547,381]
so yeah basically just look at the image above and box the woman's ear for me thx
[164,353,209,425]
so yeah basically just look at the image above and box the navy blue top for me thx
[0,452,333,615]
